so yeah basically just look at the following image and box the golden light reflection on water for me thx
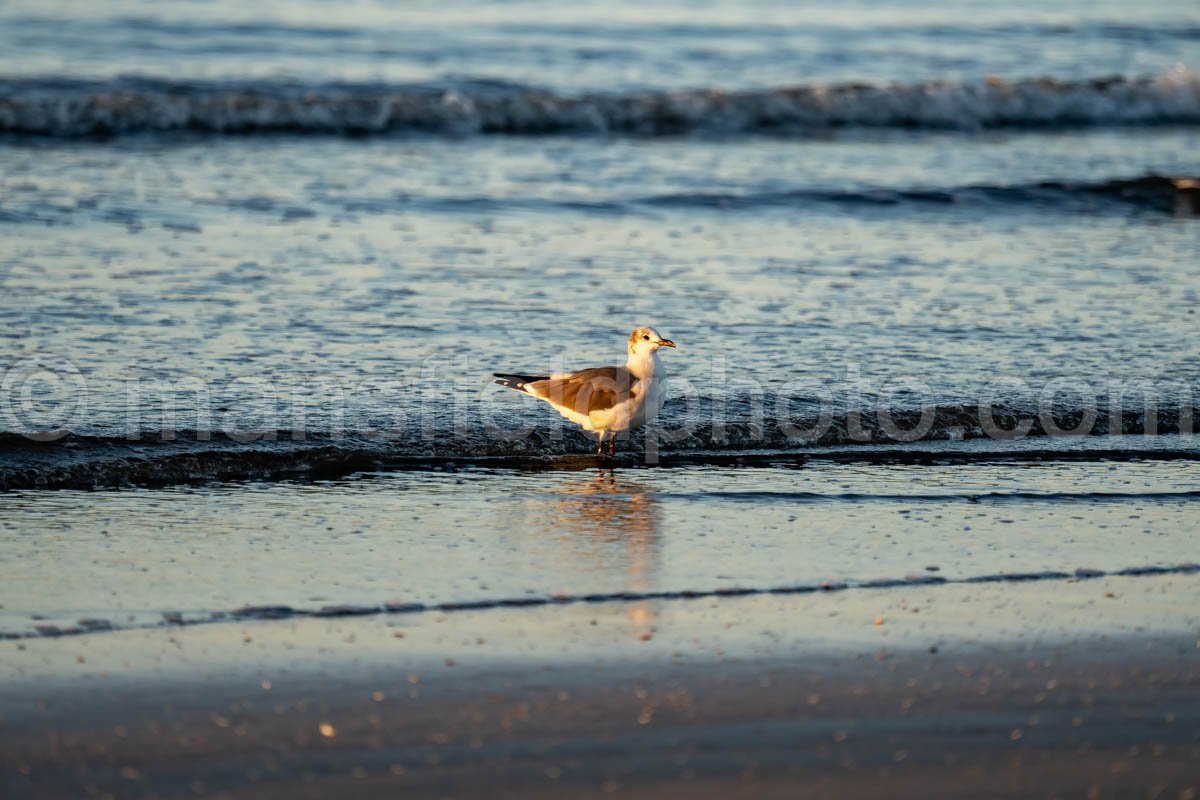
[526,469,661,640]
[4,461,1200,638]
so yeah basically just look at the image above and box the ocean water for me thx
[4,460,1200,638]
[1,0,1199,636]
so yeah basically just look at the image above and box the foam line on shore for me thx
[6,562,1197,641]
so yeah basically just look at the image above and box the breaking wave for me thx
[1,70,1198,137]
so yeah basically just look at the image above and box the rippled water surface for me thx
[2,130,1198,438]
[3,0,1199,87]
[1,0,1199,637]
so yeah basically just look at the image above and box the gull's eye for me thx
[642,335,650,340]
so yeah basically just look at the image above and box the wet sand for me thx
[5,458,1200,638]
[3,574,1198,799]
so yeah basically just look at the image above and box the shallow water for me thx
[2,1,1199,641]
[1,2,1198,448]
[3,459,1198,638]
[2,130,1198,444]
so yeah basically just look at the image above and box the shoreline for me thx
[4,427,1199,493]
[5,560,1199,642]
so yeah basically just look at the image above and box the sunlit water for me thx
[1,0,1199,637]
[3,460,1199,637]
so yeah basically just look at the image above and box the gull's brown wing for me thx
[525,367,633,416]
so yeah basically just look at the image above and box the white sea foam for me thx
[1,69,1197,136]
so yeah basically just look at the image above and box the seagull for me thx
[493,326,676,456]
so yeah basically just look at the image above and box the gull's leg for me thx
[596,430,604,456]
[608,432,615,457]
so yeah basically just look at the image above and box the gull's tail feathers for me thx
[492,373,550,393]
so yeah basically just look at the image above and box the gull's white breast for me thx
[603,373,666,433]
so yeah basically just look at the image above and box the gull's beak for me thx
[657,339,676,348]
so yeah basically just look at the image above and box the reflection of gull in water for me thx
[531,471,661,639]
[545,470,660,540]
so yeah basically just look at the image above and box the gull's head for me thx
[628,326,676,356]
